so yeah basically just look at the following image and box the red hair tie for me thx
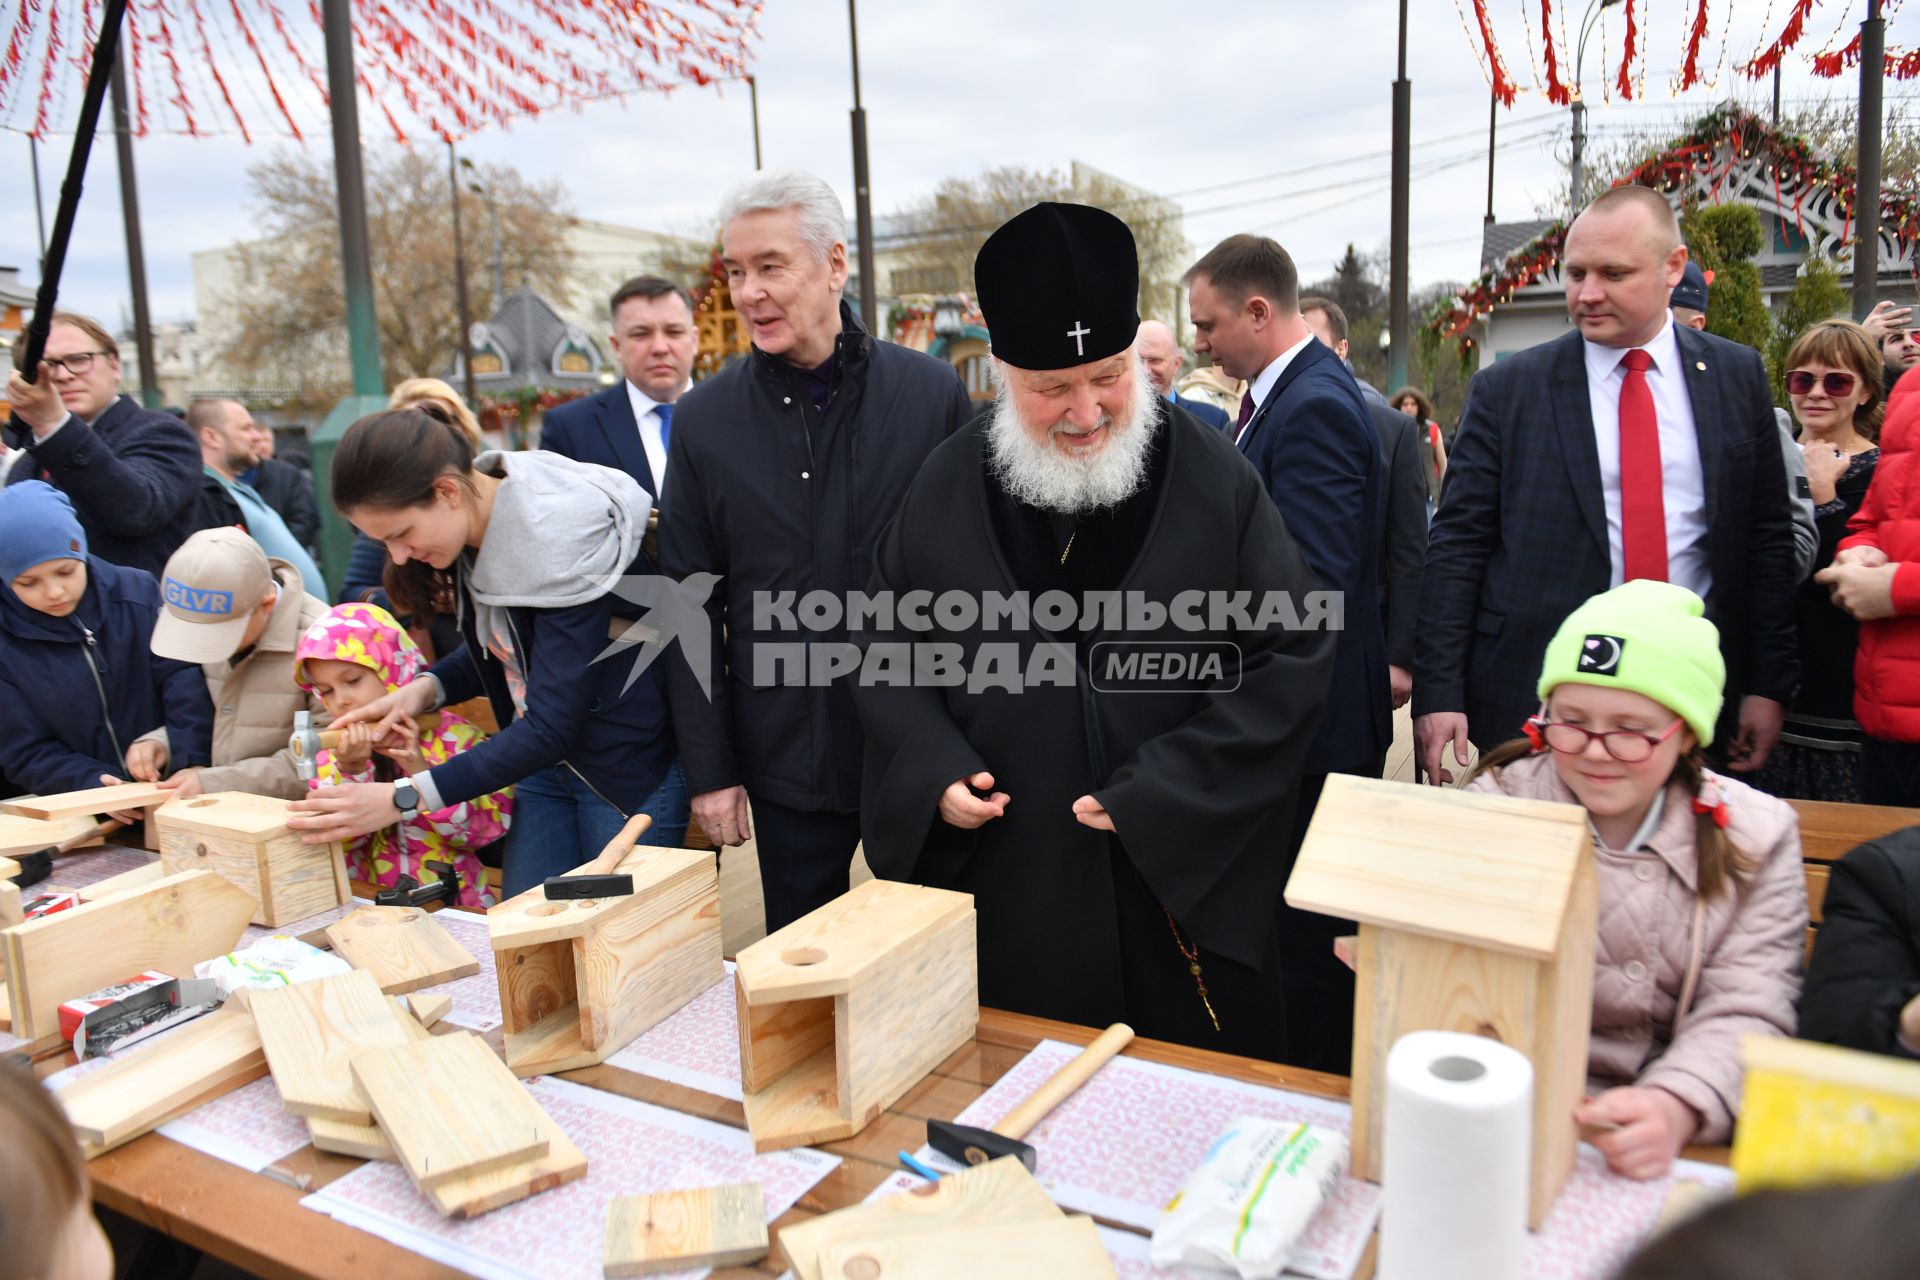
[1692,793,1730,829]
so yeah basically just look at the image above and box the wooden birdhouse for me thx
[154,791,351,927]
[488,844,722,1078]
[735,879,977,1153]
[1284,774,1597,1228]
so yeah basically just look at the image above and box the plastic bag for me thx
[1150,1116,1347,1279]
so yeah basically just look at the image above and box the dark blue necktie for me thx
[656,403,673,452]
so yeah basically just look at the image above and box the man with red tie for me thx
[1415,184,1797,784]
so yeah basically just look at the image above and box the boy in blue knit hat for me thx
[0,482,212,801]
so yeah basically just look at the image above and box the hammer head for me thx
[926,1119,1035,1171]
[289,710,319,781]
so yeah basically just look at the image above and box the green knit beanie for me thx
[1536,580,1725,745]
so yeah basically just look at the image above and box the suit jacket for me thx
[1238,337,1389,774]
[1170,390,1230,432]
[1415,326,1798,746]
[1365,399,1427,670]
[538,383,658,498]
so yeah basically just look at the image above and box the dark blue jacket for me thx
[1171,390,1230,432]
[4,395,201,581]
[539,384,659,498]
[0,556,213,794]
[339,532,393,612]
[423,553,673,815]
[1237,336,1389,775]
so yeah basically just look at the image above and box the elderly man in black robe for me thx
[851,203,1336,1062]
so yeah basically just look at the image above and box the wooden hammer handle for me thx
[992,1022,1133,1141]
[584,813,653,875]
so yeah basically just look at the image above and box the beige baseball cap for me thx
[151,528,276,663]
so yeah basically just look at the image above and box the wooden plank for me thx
[738,990,834,1093]
[0,879,19,929]
[325,906,480,994]
[1285,773,1591,959]
[776,1156,1059,1280]
[488,845,716,949]
[249,969,416,1122]
[1,783,173,822]
[350,1032,550,1189]
[152,791,298,841]
[573,858,722,1052]
[496,938,574,1035]
[421,1084,588,1219]
[54,1007,265,1152]
[1787,798,1920,863]
[76,861,166,903]
[603,1182,768,1277]
[814,1216,1113,1279]
[0,813,99,857]
[501,1001,598,1079]
[406,991,452,1028]
[734,880,975,1002]
[1805,863,1831,926]
[307,1114,393,1161]
[3,868,255,1041]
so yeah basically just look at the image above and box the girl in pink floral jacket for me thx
[293,603,509,907]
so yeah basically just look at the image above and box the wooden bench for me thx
[1787,799,1920,958]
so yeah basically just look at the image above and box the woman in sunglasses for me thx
[1465,581,1806,1181]
[1752,320,1886,802]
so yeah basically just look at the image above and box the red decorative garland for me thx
[1741,0,1816,79]
[0,0,762,141]
[1614,0,1638,99]
[1676,0,1711,91]
[1540,0,1570,105]
[1470,0,1518,106]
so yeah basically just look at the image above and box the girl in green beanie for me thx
[1465,580,1808,1181]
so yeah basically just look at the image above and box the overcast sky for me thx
[2,0,1912,329]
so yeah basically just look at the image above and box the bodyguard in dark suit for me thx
[539,276,697,501]
[1415,186,1796,786]
[1186,234,1386,1073]
[1300,297,1427,714]
[1136,320,1230,430]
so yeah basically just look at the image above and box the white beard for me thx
[986,358,1158,513]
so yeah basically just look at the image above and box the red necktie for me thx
[1233,391,1255,443]
[1618,348,1668,582]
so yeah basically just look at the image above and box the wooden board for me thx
[604,1182,768,1277]
[814,1216,1114,1280]
[422,1084,588,1219]
[1,783,172,822]
[406,991,452,1028]
[249,968,416,1122]
[776,1156,1059,1280]
[574,858,722,1052]
[1284,774,1592,960]
[152,790,298,840]
[2,868,255,1041]
[53,1007,266,1153]
[158,793,348,926]
[350,1032,551,1189]
[734,879,975,1003]
[489,845,715,948]
[307,1114,394,1161]
[76,860,166,902]
[0,812,100,857]
[325,906,480,994]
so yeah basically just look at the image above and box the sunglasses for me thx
[1787,369,1859,398]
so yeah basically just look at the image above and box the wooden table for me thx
[83,1009,1353,1280]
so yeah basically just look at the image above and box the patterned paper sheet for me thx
[47,843,157,890]
[1522,1151,1733,1280]
[237,897,368,949]
[417,909,502,1032]
[895,1040,1379,1280]
[303,1077,838,1280]
[157,1076,312,1172]
[602,961,742,1100]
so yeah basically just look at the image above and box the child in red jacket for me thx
[1819,365,1920,803]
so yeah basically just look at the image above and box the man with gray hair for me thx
[662,169,974,930]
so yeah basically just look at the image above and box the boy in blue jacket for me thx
[0,482,213,798]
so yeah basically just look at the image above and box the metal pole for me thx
[109,45,157,408]
[1854,0,1885,321]
[1387,0,1410,391]
[488,197,504,302]
[748,74,763,170]
[1484,90,1497,225]
[14,0,132,382]
[1570,99,1586,213]
[29,137,48,273]
[322,0,384,397]
[847,0,877,329]
[1771,62,1781,129]
[449,141,477,410]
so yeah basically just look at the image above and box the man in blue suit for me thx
[539,275,696,502]
[1414,185,1796,788]
[1186,233,1386,1074]
[1136,319,1230,430]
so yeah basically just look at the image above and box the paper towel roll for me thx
[1378,1029,1534,1280]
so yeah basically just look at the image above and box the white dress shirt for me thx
[624,379,676,496]
[1246,330,1317,420]
[1581,318,1711,599]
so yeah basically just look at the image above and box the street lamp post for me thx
[463,163,506,305]
[1569,0,1623,212]
[448,141,477,410]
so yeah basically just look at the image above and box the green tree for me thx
[1766,254,1851,407]
[1681,203,1769,352]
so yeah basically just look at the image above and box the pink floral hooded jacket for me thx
[293,603,509,907]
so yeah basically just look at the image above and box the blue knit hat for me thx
[0,482,87,583]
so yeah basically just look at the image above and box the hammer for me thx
[289,710,436,783]
[542,813,652,900]
[8,817,128,889]
[927,1022,1134,1171]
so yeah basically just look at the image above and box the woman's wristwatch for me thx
[393,776,421,820]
